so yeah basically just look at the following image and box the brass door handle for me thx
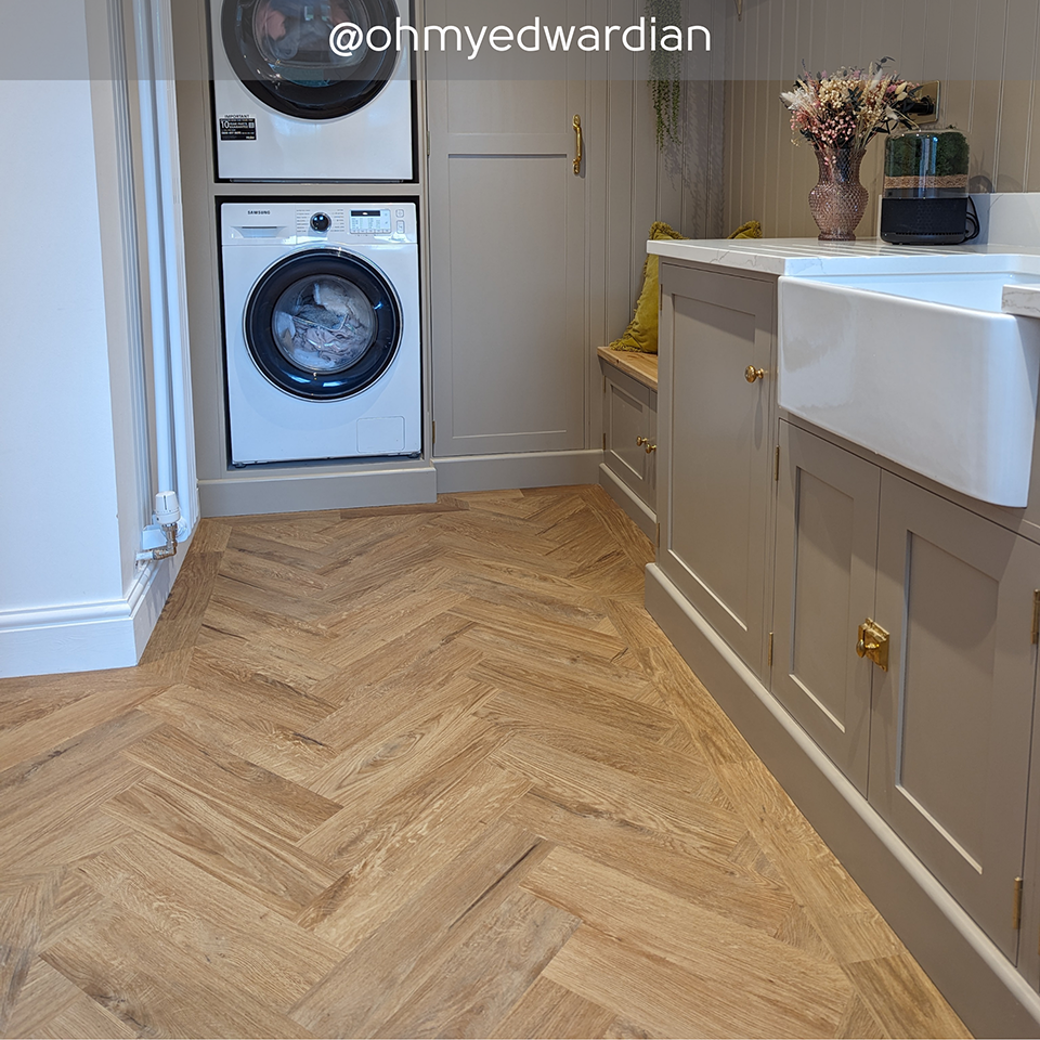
[636,437,657,455]
[856,619,890,671]
[745,366,766,383]
[573,115,583,175]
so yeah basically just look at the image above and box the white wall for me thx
[0,0,185,678]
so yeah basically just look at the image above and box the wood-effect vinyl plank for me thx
[68,834,342,1009]
[0,678,166,774]
[525,847,853,1039]
[492,737,747,858]
[298,758,531,953]
[42,902,318,1040]
[3,958,137,1040]
[469,673,674,746]
[506,791,795,935]
[289,820,546,1038]
[308,631,484,750]
[487,976,617,1040]
[123,724,342,841]
[306,677,494,803]
[842,954,971,1039]
[143,682,339,786]
[101,774,338,918]
[373,888,579,1040]
[307,611,478,711]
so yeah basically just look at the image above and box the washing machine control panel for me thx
[349,209,393,236]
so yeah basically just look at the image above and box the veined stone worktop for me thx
[648,235,1040,280]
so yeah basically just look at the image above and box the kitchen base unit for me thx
[648,240,1040,1040]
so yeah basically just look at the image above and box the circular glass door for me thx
[244,249,402,400]
[222,0,402,120]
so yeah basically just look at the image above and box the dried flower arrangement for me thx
[780,58,920,152]
[780,59,921,240]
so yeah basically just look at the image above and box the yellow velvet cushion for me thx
[610,220,763,354]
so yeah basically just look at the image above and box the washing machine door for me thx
[244,248,403,400]
[221,0,402,120]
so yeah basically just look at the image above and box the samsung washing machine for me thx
[221,200,421,466]
[212,0,414,181]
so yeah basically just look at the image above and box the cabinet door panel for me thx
[658,264,775,675]
[605,374,655,503]
[426,0,588,457]
[871,473,1040,960]
[773,423,880,793]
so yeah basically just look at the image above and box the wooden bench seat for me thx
[596,346,658,392]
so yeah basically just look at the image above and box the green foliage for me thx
[884,129,970,179]
[646,0,682,148]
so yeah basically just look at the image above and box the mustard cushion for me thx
[610,220,763,354]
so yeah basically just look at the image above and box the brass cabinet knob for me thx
[745,366,766,384]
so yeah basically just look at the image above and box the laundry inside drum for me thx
[272,275,377,373]
[251,0,370,81]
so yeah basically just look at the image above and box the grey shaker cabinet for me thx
[869,472,1040,963]
[657,263,777,679]
[772,421,881,797]
[654,256,1040,1027]
[599,353,658,537]
[776,422,1039,961]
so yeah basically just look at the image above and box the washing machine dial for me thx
[310,212,332,233]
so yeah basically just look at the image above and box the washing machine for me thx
[221,200,421,466]
[211,0,414,181]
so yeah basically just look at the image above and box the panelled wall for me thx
[722,0,1040,238]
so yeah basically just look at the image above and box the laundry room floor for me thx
[0,486,971,1039]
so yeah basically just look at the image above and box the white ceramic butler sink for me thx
[778,271,1040,507]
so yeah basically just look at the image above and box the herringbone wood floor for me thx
[0,486,971,1039]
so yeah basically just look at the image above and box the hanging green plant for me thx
[646,0,683,148]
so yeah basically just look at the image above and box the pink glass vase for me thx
[809,145,869,241]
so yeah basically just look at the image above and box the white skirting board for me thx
[434,450,601,494]
[645,563,1040,1040]
[0,544,189,680]
[198,463,438,517]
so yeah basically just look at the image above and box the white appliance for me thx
[212,0,414,181]
[221,200,421,465]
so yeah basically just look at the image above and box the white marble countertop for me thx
[648,237,1040,279]
[1002,283,1040,318]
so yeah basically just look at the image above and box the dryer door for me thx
[244,248,402,400]
[221,0,402,120]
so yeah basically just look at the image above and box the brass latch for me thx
[856,619,890,671]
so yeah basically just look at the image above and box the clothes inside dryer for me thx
[223,0,400,117]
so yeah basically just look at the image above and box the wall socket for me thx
[908,80,941,125]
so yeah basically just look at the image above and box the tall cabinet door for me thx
[772,423,881,794]
[658,263,776,677]
[870,473,1040,961]
[427,0,588,457]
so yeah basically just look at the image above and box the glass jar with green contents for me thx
[880,129,975,243]
[884,129,970,198]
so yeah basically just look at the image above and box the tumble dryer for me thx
[221,200,422,465]
[212,0,414,181]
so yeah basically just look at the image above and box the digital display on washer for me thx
[350,209,392,235]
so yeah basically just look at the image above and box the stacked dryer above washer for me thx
[212,0,415,182]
